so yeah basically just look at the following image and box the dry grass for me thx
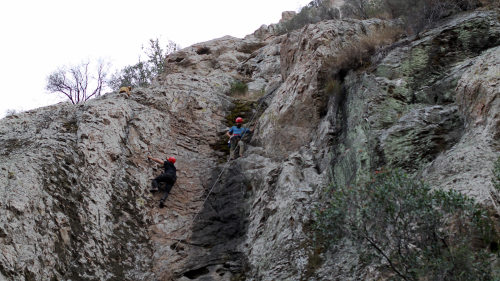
[319,26,403,106]
[333,26,404,73]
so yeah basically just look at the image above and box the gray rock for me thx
[1,9,499,281]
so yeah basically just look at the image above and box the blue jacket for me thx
[229,126,250,137]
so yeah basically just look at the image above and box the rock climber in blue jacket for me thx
[226,117,252,160]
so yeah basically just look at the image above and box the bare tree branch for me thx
[46,60,109,104]
[88,60,107,100]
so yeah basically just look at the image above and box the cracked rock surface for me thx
[1,9,499,281]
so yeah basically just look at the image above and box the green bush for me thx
[315,169,497,280]
[109,38,179,89]
[228,81,248,95]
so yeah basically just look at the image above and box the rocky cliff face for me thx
[1,8,499,281]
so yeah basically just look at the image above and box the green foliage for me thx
[228,81,248,95]
[494,157,500,191]
[109,61,150,89]
[315,169,497,280]
[277,0,339,34]
[109,38,179,89]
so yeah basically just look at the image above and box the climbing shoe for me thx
[150,188,158,193]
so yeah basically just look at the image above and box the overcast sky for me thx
[0,0,311,118]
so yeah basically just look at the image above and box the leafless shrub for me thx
[5,109,19,118]
[46,60,109,104]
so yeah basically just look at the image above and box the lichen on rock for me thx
[1,8,499,281]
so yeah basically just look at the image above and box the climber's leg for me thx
[151,173,170,192]
[229,137,240,160]
[159,179,175,208]
[238,140,245,158]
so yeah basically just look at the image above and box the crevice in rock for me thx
[183,266,210,279]
[196,46,211,55]
[182,162,251,279]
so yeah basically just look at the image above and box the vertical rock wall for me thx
[0,9,499,281]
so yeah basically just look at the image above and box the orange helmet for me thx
[168,157,176,164]
[235,117,243,123]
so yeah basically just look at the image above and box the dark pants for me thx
[152,173,176,203]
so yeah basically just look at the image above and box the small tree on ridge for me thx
[108,38,180,89]
[46,60,109,104]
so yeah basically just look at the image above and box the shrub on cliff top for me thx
[315,169,498,280]
[280,0,489,36]
[342,0,484,34]
[109,38,179,89]
[277,0,340,34]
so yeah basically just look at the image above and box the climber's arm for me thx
[147,156,164,165]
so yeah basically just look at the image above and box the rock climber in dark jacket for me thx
[148,155,177,208]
